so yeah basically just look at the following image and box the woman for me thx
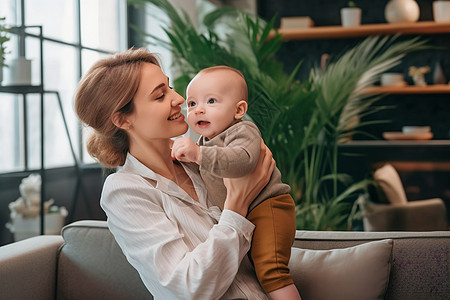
[74,47,275,299]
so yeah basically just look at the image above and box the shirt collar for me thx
[122,153,209,207]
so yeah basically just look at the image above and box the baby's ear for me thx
[111,112,131,130]
[235,100,248,119]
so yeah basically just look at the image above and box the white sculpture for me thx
[8,174,57,218]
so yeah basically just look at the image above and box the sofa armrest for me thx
[0,235,64,300]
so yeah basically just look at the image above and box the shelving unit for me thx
[1,25,82,235]
[271,21,450,41]
[274,20,450,176]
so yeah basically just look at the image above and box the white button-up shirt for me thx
[101,153,269,300]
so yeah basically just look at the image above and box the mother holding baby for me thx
[75,47,279,299]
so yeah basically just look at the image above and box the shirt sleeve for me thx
[199,122,261,178]
[100,173,255,300]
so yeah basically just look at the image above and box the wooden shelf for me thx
[272,21,450,41]
[339,140,450,147]
[363,84,450,94]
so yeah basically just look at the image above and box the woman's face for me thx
[125,63,188,143]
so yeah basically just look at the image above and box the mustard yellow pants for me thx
[246,194,296,293]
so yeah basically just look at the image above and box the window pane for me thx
[0,95,23,172]
[80,0,123,52]
[25,0,77,44]
[43,42,78,167]
[0,0,17,25]
[80,49,110,164]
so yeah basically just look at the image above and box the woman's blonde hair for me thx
[75,47,160,168]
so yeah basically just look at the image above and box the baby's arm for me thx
[171,137,201,163]
[200,122,261,178]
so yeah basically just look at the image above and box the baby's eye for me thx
[188,101,196,107]
[207,98,216,104]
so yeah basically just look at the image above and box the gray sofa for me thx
[0,220,449,300]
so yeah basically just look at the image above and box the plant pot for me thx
[340,7,362,27]
[385,0,420,23]
[7,212,66,241]
[433,1,450,22]
[5,56,32,85]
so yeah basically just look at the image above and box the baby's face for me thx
[186,69,246,139]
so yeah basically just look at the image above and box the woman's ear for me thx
[235,100,248,120]
[111,112,131,130]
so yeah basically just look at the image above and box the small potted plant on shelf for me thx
[341,1,362,27]
[0,16,10,84]
[433,1,450,22]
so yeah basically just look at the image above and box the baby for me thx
[171,66,300,299]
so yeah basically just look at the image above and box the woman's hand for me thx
[223,139,275,217]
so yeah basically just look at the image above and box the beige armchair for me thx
[358,164,448,231]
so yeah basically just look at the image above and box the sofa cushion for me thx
[289,239,393,300]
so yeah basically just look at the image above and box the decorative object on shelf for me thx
[433,61,447,84]
[341,1,362,27]
[280,16,314,29]
[433,1,450,22]
[384,0,420,23]
[402,125,431,134]
[5,173,68,241]
[5,56,32,85]
[409,65,430,86]
[381,72,407,86]
[0,16,10,84]
[383,131,433,140]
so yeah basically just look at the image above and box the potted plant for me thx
[130,0,427,230]
[0,16,10,83]
[340,1,362,27]
[433,1,450,22]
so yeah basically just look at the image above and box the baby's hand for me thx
[171,137,201,164]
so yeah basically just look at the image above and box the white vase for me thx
[5,56,32,85]
[433,1,450,22]
[385,0,420,23]
[7,212,66,241]
[340,7,362,27]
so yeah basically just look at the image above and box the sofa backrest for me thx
[59,221,450,300]
[57,220,152,300]
[293,230,450,300]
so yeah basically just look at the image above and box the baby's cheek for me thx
[187,113,195,126]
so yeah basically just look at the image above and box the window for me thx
[0,0,127,172]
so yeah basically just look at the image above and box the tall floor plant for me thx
[130,0,427,230]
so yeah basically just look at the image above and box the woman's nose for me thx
[172,92,185,106]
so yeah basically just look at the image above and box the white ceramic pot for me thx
[385,0,420,23]
[7,212,66,241]
[5,56,32,85]
[433,1,450,22]
[340,7,362,27]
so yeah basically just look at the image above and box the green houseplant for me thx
[0,16,10,82]
[129,0,427,230]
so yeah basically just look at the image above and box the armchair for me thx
[358,163,448,231]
